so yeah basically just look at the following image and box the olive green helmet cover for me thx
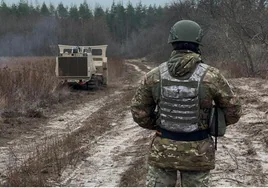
[168,20,204,44]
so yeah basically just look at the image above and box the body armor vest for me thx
[159,62,209,133]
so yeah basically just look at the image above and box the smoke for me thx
[0,17,58,56]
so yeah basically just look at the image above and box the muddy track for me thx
[210,78,268,186]
[2,59,268,186]
[0,88,121,181]
[0,59,151,186]
[57,60,153,186]
[60,112,148,186]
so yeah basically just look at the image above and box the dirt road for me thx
[210,78,268,186]
[0,59,152,186]
[58,60,153,186]
[1,59,268,186]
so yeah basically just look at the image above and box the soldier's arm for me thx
[131,69,158,130]
[206,68,242,125]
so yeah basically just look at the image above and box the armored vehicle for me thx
[55,44,108,88]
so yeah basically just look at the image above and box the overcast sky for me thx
[5,0,171,7]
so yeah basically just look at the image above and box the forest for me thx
[0,0,268,76]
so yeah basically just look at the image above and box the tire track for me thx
[60,112,146,186]
[57,60,152,186]
[0,90,121,183]
[0,59,151,186]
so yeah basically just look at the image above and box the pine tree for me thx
[17,0,30,16]
[49,3,55,16]
[79,0,92,19]
[145,5,156,27]
[126,1,135,39]
[69,5,79,20]
[135,1,146,29]
[40,2,49,16]
[106,1,116,40]
[57,2,68,18]
[0,1,10,14]
[115,2,126,43]
[94,5,105,18]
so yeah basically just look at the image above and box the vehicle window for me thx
[91,49,102,56]
[63,49,72,53]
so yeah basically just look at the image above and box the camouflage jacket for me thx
[131,50,241,171]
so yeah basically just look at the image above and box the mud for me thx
[0,91,122,174]
[57,61,153,186]
[1,59,268,186]
[60,112,151,186]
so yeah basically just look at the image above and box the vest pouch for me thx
[162,83,198,99]
[159,62,209,133]
[209,107,226,137]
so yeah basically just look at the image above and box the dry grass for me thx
[5,134,81,186]
[209,60,268,79]
[108,57,125,82]
[2,56,129,186]
[0,56,126,115]
[218,62,248,78]
[0,57,68,116]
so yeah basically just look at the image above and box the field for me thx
[0,57,268,186]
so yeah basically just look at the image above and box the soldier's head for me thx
[168,20,203,54]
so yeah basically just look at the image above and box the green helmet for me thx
[168,20,203,45]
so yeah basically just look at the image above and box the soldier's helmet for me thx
[168,20,203,45]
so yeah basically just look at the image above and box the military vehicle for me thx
[55,44,108,88]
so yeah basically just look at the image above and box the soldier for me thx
[131,20,241,187]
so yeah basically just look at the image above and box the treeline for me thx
[0,0,165,57]
[0,0,268,77]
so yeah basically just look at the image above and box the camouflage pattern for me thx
[159,62,209,133]
[148,136,215,170]
[146,165,177,187]
[180,170,209,187]
[146,165,209,187]
[131,50,241,171]
[168,50,202,77]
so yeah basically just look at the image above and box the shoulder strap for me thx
[159,62,168,76]
[199,63,209,82]
[159,62,167,101]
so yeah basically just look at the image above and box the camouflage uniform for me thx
[146,165,209,187]
[131,50,241,187]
